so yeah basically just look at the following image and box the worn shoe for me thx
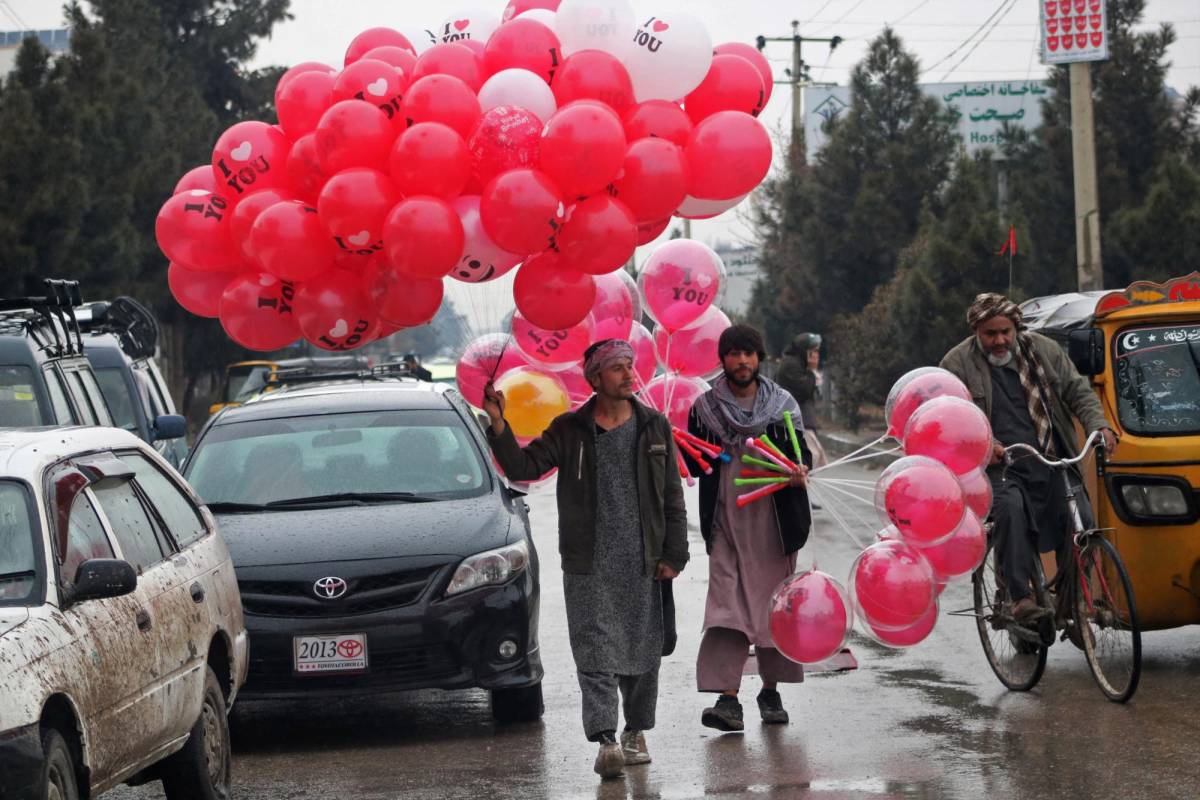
[1011,596,1040,622]
[756,689,789,725]
[594,742,625,779]
[701,694,744,732]
[620,730,651,765]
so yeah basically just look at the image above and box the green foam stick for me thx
[741,454,786,472]
[783,410,804,466]
[759,433,797,468]
[735,476,790,487]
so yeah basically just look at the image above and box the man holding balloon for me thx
[482,339,688,780]
[685,325,812,732]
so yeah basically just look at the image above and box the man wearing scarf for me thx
[482,339,688,780]
[686,325,812,732]
[940,293,1115,619]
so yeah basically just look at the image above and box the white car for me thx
[0,427,247,800]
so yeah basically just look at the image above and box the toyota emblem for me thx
[313,576,348,599]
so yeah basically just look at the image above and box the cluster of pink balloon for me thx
[157,0,772,353]
[769,367,993,663]
[456,238,728,446]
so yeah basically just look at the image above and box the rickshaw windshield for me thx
[1114,324,1200,436]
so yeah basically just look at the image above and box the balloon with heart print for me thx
[639,374,707,428]
[555,0,636,58]
[229,188,293,263]
[770,570,853,665]
[345,28,417,65]
[173,165,219,195]
[540,102,627,198]
[675,192,749,220]
[478,69,557,124]
[362,45,418,78]
[850,539,937,632]
[276,70,336,139]
[390,123,471,199]
[685,54,765,123]
[512,310,595,367]
[317,167,399,254]
[333,58,409,128]
[483,20,562,87]
[624,8,713,103]
[685,111,771,201]
[168,263,238,318]
[294,270,381,352]
[375,270,445,328]
[383,196,464,280]
[611,137,689,224]
[551,49,635,114]
[218,272,301,351]
[503,0,561,22]
[467,105,543,188]
[653,305,730,379]
[411,43,484,92]
[449,195,522,284]
[438,7,502,46]
[713,42,773,108]
[314,100,396,174]
[247,200,338,282]
[480,168,566,255]
[211,121,291,204]
[622,99,693,147]
[402,74,482,138]
[638,238,725,332]
[903,396,994,476]
[513,251,596,330]
[285,133,327,205]
[555,195,637,275]
[589,268,640,341]
[636,217,671,245]
[155,190,239,272]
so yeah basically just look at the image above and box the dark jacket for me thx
[686,400,813,557]
[775,355,819,429]
[486,398,689,575]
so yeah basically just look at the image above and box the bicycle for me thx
[966,430,1142,703]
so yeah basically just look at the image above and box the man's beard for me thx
[987,349,1014,367]
[725,366,759,388]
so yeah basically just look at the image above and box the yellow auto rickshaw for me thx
[1022,272,1200,631]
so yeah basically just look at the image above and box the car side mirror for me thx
[65,559,137,605]
[152,414,187,442]
[1068,328,1105,376]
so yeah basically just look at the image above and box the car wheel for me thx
[41,728,80,800]
[491,682,544,724]
[159,665,232,800]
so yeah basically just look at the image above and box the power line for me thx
[0,0,29,30]
[801,1,836,29]
[940,0,1022,82]
[890,0,936,27]
[810,0,870,36]
[921,0,1018,77]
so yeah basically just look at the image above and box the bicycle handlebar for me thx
[1003,429,1104,469]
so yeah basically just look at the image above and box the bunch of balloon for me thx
[156,0,773,356]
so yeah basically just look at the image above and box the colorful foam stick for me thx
[735,476,791,487]
[736,480,789,508]
[741,453,786,472]
[783,410,804,466]
[673,427,732,462]
[746,437,797,474]
[757,434,801,472]
[673,434,713,474]
[739,469,783,479]
[675,448,696,487]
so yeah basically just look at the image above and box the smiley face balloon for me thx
[450,195,522,283]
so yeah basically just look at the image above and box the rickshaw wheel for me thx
[973,538,1049,691]
[1075,535,1142,703]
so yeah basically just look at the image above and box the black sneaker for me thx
[701,695,744,732]
[757,689,789,725]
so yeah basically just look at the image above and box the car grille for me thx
[243,643,461,692]
[239,565,444,617]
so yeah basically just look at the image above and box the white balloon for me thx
[625,4,713,102]
[437,7,502,45]
[478,69,558,123]
[517,8,557,28]
[451,196,523,284]
[555,0,636,59]
[675,193,749,220]
[397,24,438,55]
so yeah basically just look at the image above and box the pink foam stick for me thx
[740,469,781,479]
[757,436,801,472]
[673,427,723,457]
[736,480,789,508]
[674,434,713,474]
[746,437,796,473]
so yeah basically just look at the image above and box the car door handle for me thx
[135,609,152,632]
[190,582,205,604]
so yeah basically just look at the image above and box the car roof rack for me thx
[265,362,421,387]
[76,296,159,359]
[0,279,85,357]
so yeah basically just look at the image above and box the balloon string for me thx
[811,479,879,511]
[813,444,903,473]
[812,434,894,473]
[809,484,869,550]
[487,331,513,384]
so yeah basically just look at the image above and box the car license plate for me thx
[293,634,368,674]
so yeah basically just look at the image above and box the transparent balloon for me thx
[769,570,853,665]
[849,540,937,633]
[456,333,534,408]
[920,510,986,583]
[639,374,707,428]
[863,597,939,648]
[554,0,636,58]
[653,306,729,379]
[638,239,725,333]
[885,367,971,439]
[512,311,595,367]
[958,468,994,520]
[495,366,571,443]
[874,455,966,548]
[591,269,641,341]
[629,322,657,389]
[903,396,994,476]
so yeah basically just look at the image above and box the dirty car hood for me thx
[0,607,30,640]
[213,495,514,568]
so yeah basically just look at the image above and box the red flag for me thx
[997,225,1017,256]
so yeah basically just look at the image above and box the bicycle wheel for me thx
[1075,535,1142,703]
[973,538,1049,691]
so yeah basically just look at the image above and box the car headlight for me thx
[445,540,529,596]
[1120,483,1190,517]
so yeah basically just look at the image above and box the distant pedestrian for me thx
[686,325,812,732]
[402,353,433,382]
[482,339,689,779]
[775,332,828,469]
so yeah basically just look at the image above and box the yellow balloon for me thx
[496,367,570,440]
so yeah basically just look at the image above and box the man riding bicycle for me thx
[940,293,1118,620]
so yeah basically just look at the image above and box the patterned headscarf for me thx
[583,339,635,383]
[967,292,1024,330]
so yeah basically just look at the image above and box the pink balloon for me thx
[885,367,972,438]
[553,362,594,408]
[638,239,725,332]
[456,333,534,409]
[449,195,522,284]
[958,468,994,520]
[512,311,595,366]
[675,193,748,220]
[590,269,641,340]
[653,306,730,378]
[904,396,993,475]
[770,570,853,665]
[467,105,543,188]
[921,510,987,582]
[629,322,657,388]
[867,598,939,648]
[851,540,937,632]
[640,374,707,429]
[173,165,219,195]
[874,456,966,548]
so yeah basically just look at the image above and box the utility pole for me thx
[756,22,843,143]
[1070,62,1103,291]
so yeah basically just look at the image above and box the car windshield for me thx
[94,367,138,431]
[0,481,38,605]
[185,408,489,507]
[1114,324,1200,436]
[226,364,273,404]
[0,365,47,427]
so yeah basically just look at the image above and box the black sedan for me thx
[183,380,543,723]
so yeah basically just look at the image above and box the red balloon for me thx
[886,367,972,438]
[868,600,939,648]
[277,70,336,139]
[685,54,765,123]
[382,197,464,279]
[552,50,634,114]
[540,103,626,198]
[155,190,238,272]
[622,100,694,148]
[685,111,772,201]
[713,42,774,107]
[958,468,994,520]
[173,165,219,195]
[852,540,937,632]
[513,252,596,330]
[315,100,396,173]
[211,121,291,203]
[318,167,399,253]
[466,106,542,188]
[168,263,236,318]
[412,43,484,92]
[770,571,852,665]
[230,188,293,263]
[555,195,636,275]
[219,273,301,351]
[333,58,408,128]
[876,456,966,548]
[480,168,566,255]
[904,397,993,475]
[376,272,445,327]
[402,75,482,138]
[484,19,562,83]
[346,28,416,65]
[512,310,595,366]
[459,39,487,61]
[295,270,381,351]
[921,511,987,582]
[636,217,671,245]
[502,0,561,21]
[276,62,337,103]
[391,123,471,199]
[285,133,327,204]
[362,46,417,77]
[611,138,689,223]
[247,200,337,281]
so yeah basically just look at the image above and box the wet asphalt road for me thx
[111,461,1199,800]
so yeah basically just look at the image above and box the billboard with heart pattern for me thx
[1041,0,1109,64]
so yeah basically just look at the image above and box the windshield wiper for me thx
[0,570,35,582]
[265,492,438,507]
[206,501,272,513]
